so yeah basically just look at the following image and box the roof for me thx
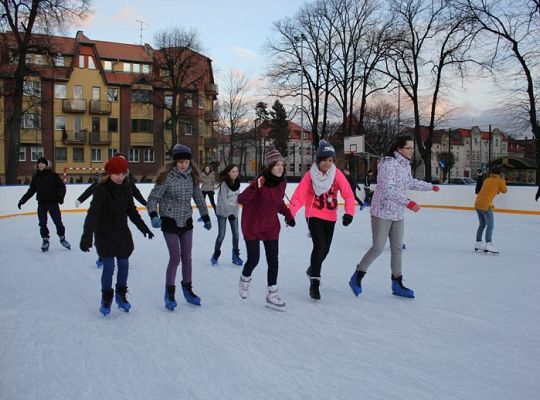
[94,40,153,63]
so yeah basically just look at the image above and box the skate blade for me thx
[265,303,286,312]
[484,251,499,255]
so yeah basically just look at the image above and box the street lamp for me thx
[294,33,306,176]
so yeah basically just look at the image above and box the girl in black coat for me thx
[80,156,153,316]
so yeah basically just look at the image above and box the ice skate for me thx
[239,275,251,299]
[484,242,499,255]
[266,286,286,311]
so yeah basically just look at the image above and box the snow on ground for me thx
[1,208,539,400]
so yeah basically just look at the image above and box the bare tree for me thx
[0,0,91,184]
[153,27,204,152]
[456,0,540,182]
[362,100,401,156]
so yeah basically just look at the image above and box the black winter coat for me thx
[19,168,66,205]
[81,178,151,258]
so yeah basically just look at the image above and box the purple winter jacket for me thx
[370,152,433,221]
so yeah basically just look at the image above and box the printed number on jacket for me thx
[316,186,338,210]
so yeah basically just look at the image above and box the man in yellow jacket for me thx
[474,166,507,254]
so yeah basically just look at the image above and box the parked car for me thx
[447,177,476,185]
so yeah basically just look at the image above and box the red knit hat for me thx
[105,156,128,175]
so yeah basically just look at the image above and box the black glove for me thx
[59,199,64,205]
[228,215,236,222]
[17,201,22,210]
[144,230,154,239]
[342,213,353,226]
[80,234,92,252]
[536,192,539,202]
[285,217,296,227]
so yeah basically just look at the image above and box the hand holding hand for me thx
[285,217,296,227]
[407,201,420,212]
[257,176,265,188]
[342,213,353,226]
[151,216,161,229]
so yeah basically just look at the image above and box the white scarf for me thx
[310,163,336,196]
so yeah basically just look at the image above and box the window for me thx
[123,63,131,72]
[88,57,96,69]
[22,113,41,129]
[55,116,66,130]
[164,95,173,107]
[91,148,102,162]
[108,118,118,132]
[23,81,41,97]
[495,139,499,146]
[73,147,84,162]
[142,64,150,74]
[104,60,112,71]
[132,63,141,73]
[131,89,152,103]
[31,146,44,162]
[131,119,153,132]
[107,88,118,102]
[92,86,100,100]
[74,117,82,133]
[55,84,67,99]
[79,55,85,68]
[34,55,44,65]
[73,85,83,99]
[184,93,193,107]
[19,146,26,161]
[143,148,155,163]
[54,55,64,67]
[184,122,192,135]
[108,148,118,159]
[26,54,33,64]
[129,148,140,163]
[55,147,67,162]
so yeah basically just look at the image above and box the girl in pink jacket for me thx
[289,140,355,300]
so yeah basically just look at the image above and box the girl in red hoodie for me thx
[289,140,355,300]
[237,145,294,310]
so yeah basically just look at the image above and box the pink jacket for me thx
[289,169,355,221]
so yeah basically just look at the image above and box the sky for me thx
[66,0,530,137]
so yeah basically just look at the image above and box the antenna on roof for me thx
[136,19,149,45]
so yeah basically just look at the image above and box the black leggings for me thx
[308,217,336,278]
[202,191,217,213]
[241,240,279,286]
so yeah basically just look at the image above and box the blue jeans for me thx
[214,216,240,254]
[101,257,129,290]
[476,209,494,243]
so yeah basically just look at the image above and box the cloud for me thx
[111,5,141,26]
[231,47,258,60]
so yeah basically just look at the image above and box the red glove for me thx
[432,185,440,192]
[407,201,420,212]
[257,176,265,188]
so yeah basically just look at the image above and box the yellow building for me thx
[0,31,218,183]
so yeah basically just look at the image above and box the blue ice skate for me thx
[100,289,114,316]
[115,286,131,312]
[232,251,243,266]
[181,281,201,306]
[164,285,177,311]
[391,276,415,298]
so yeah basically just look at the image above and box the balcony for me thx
[130,132,154,146]
[62,129,87,144]
[62,98,87,113]
[89,100,112,114]
[20,129,42,144]
[204,137,218,149]
[89,131,111,145]
[204,83,218,95]
[204,110,218,122]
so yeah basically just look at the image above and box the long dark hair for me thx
[387,135,413,157]
[155,160,201,185]
[216,164,240,185]
[261,161,286,178]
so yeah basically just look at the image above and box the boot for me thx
[100,288,114,316]
[41,237,50,252]
[309,278,321,300]
[474,241,484,252]
[349,270,366,297]
[232,249,243,266]
[239,275,251,299]
[164,285,177,311]
[210,249,221,266]
[59,236,71,249]
[266,286,286,310]
[391,275,415,298]
[115,285,131,312]
[181,281,201,306]
[484,242,499,255]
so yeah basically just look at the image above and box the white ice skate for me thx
[484,242,499,255]
[474,241,484,252]
[266,286,286,311]
[239,275,251,299]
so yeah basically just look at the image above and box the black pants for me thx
[241,240,279,286]
[37,202,65,238]
[202,191,217,213]
[308,217,336,278]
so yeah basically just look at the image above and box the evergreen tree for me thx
[269,100,289,158]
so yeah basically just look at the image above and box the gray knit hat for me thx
[171,144,192,160]
[264,145,284,167]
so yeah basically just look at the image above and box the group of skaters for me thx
[17,134,510,315]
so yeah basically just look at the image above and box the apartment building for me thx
[0,31,218,183]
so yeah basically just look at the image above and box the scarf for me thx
[310,163,336,196]
[226,178,240,191]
